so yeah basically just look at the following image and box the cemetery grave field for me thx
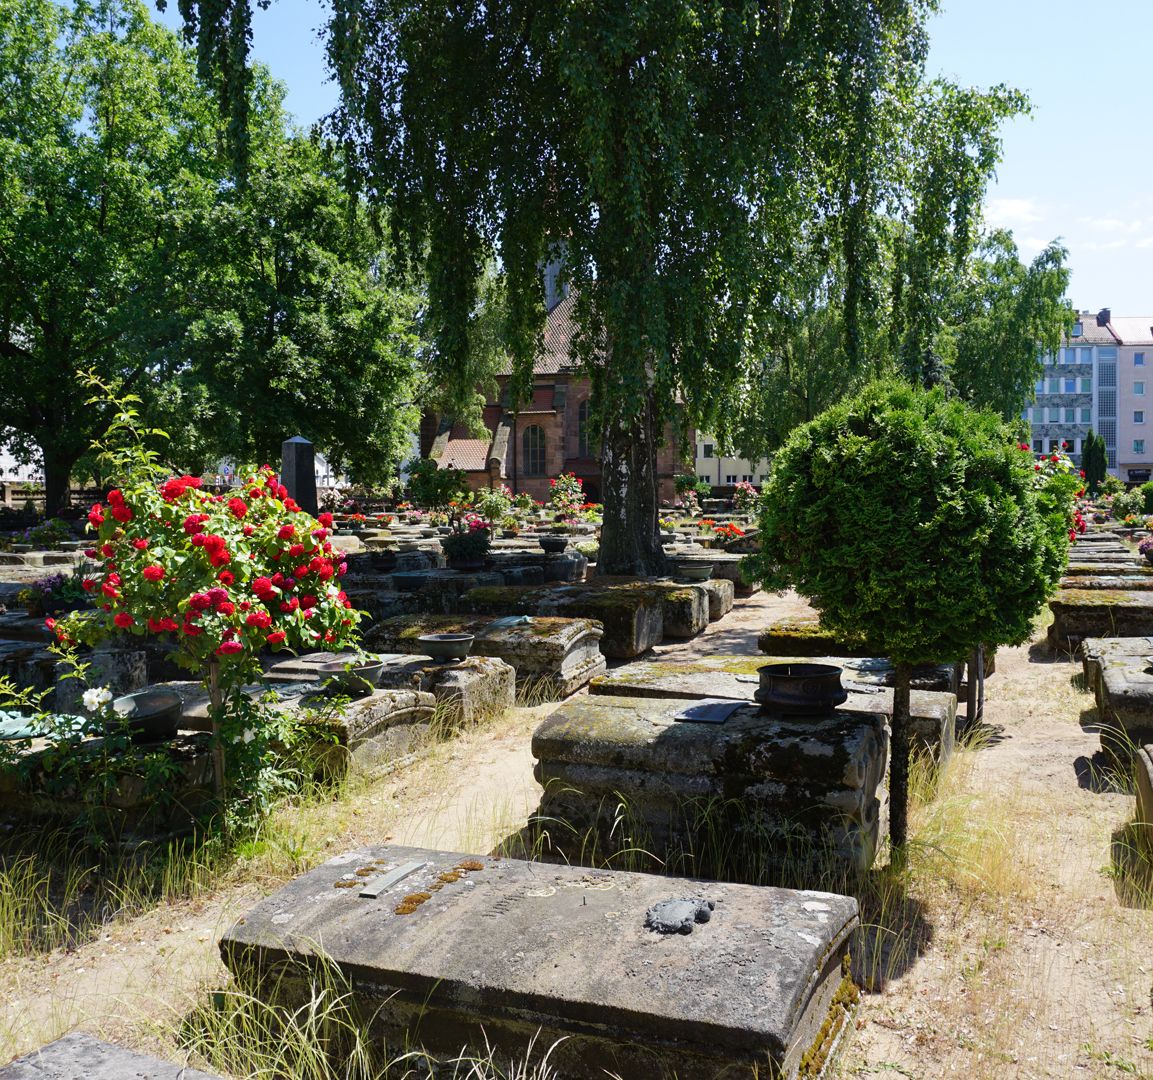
[0,575,1151,1078]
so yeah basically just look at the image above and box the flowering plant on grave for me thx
[440,512,492,562]
[47,377,363,825]
[714,522,745,540]
[731,480,760,515]
[549,472,584,521]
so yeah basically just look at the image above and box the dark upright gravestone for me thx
[280,436,318,516]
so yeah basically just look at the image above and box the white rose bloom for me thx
[242,728,255,744]
[82,687,113,712]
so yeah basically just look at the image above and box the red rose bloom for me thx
[100,543,116,558]
[266,630,287,645]
[209,550,231,567]
[182,622,201,636]
[110,504,133,523]
[159,478,188,502]
[277,524,295,540]
[107,489,124,505]
[217,602,235,616]
[246,610,273,629]
[215,641,244,656]
[289,543,305,559]
[318,512,333,528]
[113,612,135,629]
[217,570,235,585]
[188,593,211,612]
[142,565,164,582]
[228,497,248,519]
[191,533,206,547]
[242,524,255,536]
[300,594,318,610]
[88,504,105,527]
[132,538,149,550]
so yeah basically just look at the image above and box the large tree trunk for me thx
[597,386,667,577]
[889,662,913,865]
[41,446,78,517]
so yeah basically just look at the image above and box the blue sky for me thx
[157,0,1152,316]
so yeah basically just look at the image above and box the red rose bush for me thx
[57,467,359,667]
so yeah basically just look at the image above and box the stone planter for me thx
[674,559,713,582]
[446,558,486,572]
[539,536,569,555]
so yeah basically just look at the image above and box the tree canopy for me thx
[0,0,420,508]
[747,379,1072,848]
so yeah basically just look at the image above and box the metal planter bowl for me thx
[110,688,183,743]
[754,663,847,717]
[416,633,474,662]
[674,560,714,582]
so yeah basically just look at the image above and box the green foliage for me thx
[950,232,1074,419]
[472,484,513,524]
[1101,473,1125,497]
[747,380,1065,662]
[405,458,465,509]
[0,0,420,508]
[1081,431,1109,495]
[1140,481,1153,515]
[1112,487,1144,520]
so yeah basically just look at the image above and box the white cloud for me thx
[986,197,1044,228]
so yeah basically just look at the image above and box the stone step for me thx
[220,844,859,1080]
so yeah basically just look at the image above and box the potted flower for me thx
[17,568,92,617]
[1140,537,1153,566]
[441,515,492,570]
[500,515,520,539]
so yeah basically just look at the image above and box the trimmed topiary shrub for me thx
[746,379,1072,855]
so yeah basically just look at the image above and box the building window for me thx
[522,425,546,476]
[1081,377,1093,393]
[1033,439,1043,453]
[1081,407,1092,423]
[1050,440,1061,453]
[1138,381,1146,396]
[1136,440,1146,455]
[1136,411,1145,424]
[1048,378,1060,393]
[1137,353,1146,367]
[1064,407,1075,423]
[1073,320,1083,337]
[698,475,710,484]
[724,474,738,484]
[741,474,753,483]
[577,400,592,457]
[702,443,714,459]
[1064,378,1076,393]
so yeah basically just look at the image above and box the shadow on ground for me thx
[1074,752,1133,795]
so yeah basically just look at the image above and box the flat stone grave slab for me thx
[220,844,859,1080]
[363,614,606,697]
[1061,575,1153,591]
[1092,654,1153,757]
[689,576,734,620]
[533,693,888,877]
[1063,563,1149,577]
[1049,590,1153,650]
[1080,636,1153,693]
[461,582,667,658]
[588,576,710,639]
[0,1032,221,1080]
[157,680,435,776]
[488,549,588,583]
[265,650,514,725]
[670,550,759,596]
[591,655,955,761]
